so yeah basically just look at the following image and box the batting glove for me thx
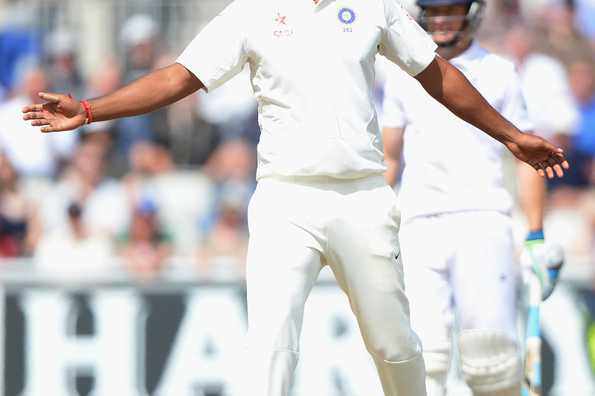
[521,230,564,301]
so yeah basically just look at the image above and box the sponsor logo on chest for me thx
[273,12,294,38]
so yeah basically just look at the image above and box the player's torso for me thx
[395,43,516,218]
[243,0,388,179]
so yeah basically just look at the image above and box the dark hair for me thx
[67,202,83,218]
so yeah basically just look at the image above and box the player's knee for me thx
[365,332,422,363]
[458,329,522,395]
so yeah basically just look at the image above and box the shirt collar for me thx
[452,41,482,61]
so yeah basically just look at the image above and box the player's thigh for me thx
[328,185,402,305]
[451,211,519,335]
[245,231,323,350]
[328,187,419,359]
[245,183,324,343]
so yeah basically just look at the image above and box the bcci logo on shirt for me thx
[338,8,355,32]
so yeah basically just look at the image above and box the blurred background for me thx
[0,0,593,395]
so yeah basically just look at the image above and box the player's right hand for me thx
[505,132,569,179]
[22,92,87,133]
[521,232,564,301]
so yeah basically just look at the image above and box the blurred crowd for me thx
[0,0,593,286]
[0,7,258,281]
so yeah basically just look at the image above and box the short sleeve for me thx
[176,0,248,92]
[381,71,407,128]
[501,71,533,133]
[379,0,437,76]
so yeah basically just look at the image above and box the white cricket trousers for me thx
[241,175,426,396]
[399,211,521,396]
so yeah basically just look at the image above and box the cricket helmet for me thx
[416,0,486,47]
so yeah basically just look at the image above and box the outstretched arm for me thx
[22,63,203,132]
[415,56,569,179]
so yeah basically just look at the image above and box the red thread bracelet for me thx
[80,100,93,124]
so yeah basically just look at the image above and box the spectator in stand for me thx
[165,84,222,167]
[86,59,122,103]
[569,57,595,159]
[43,29,84,99]
[532,0,593,63]
[203,138,257,226]
[503,24,579,146]
[115,14,169,158]
[546,54,595,193]
[545,55,595,228]
[120,14,162,83]
[123,139,175,202]
[198,188,248,280]
[196,65,259,145]
[0,4,40,96]
[118,198,172,280]
[574,0,595,40]
[475,0,522,46]
[39,136,129,238]
[122,137,215,257]
[82,60,124,176]
[34,201,114,278]
[0,66,76,178]
[196,139,255,277]
[0,152,40,257]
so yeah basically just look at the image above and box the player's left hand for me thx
[521,230,564,301]
[505,133,569,179]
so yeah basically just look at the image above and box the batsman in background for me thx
[24,0,567,394]
[382,1,562,395]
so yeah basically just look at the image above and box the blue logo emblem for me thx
[338,8,356,25]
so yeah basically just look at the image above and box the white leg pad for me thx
[457,329,522,395]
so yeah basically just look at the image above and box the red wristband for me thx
[80,100,93,124]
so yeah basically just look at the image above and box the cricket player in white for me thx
[23,0,568,394]
[382,1,560,395]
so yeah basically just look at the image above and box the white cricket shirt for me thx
[177,0,437,180]
[382,41,533,221]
